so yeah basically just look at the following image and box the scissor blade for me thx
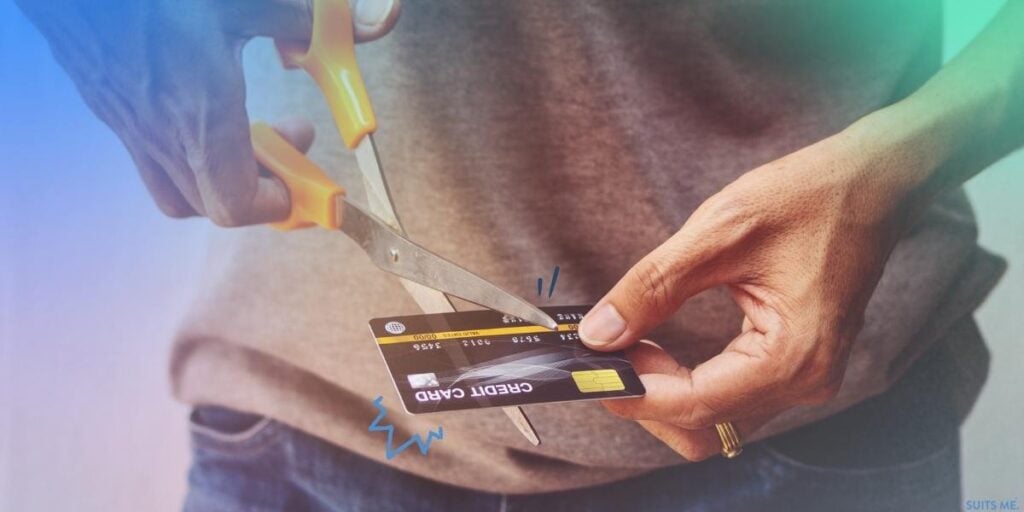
[350,136,546,446]
[503,406,541,446]
[339,198,558,330]
[354,135,405,232]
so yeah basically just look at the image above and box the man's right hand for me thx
[16,0,400,226]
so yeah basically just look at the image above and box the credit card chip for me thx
[571,369,625,393]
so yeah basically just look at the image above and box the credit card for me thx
[368,305,645,414]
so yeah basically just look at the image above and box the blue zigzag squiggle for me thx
[368,396,444,460]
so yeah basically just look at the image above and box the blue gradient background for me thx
[1,1,1022,510]
[1,1,207,507]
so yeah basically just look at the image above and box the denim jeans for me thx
[184,350,961,512]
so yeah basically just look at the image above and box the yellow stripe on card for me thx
[375,324,577,344]
[571,369,625,393]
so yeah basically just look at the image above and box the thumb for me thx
[580,231,717,352]
[253,117,316,221]
[352,0,402,42]
[270,117,316,153]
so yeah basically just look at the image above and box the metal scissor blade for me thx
[351,136,545,446]
[339,198,558,330]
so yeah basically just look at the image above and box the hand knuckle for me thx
[202,180,261,227]
[674,404,716,430]
[601,401,636,420]
[796,360,843,405]
[628,258,674,315]
[157,201,193,219]
[696,189,755,226]
[773,328,846,406]
[676,441,715,462]
[206,203,248,227]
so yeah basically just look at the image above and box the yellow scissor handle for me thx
[276,0,376,149]
[251,0,374,230]
[252,122,345,230]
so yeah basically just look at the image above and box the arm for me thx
[858,0,1024,213]
[578,3,1024,460]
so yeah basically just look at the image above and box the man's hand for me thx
[577,0,1024,462]
[578,128,918,461]
[16,0,400,226]
[578,0,1024,461]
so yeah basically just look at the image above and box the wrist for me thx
[834,94,980,224]
[839,57,1014,214]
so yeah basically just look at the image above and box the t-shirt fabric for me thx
[172,0,1004,493]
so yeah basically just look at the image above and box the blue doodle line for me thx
[547,265,560,298]
[537,265,561,298]
[368,396,444,460]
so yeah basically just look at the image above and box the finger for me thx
[147,145,209,217]
[186,62,290,227]
[353,0,402,42]
[579,228,718,351]
[257,118,317,215]
[624,340,683,375]
[730,285,783,335]
[742,315,754,333]
[238,0,401,43]
[121,141,199,218]
[270,117,316,153]
[635,414,771,462]
[56,53,206,218]
[602,329,784,428]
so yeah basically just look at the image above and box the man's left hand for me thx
[578,126,918,460]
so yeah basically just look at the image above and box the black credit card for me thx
[368,305,645,414]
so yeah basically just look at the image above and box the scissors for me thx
[250,0,555,445]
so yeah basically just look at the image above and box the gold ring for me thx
[715,422,743,458]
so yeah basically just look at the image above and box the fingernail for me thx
[579,303,626,346]
[355,0,393,29]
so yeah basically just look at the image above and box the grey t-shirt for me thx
[172,0,1003,493]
